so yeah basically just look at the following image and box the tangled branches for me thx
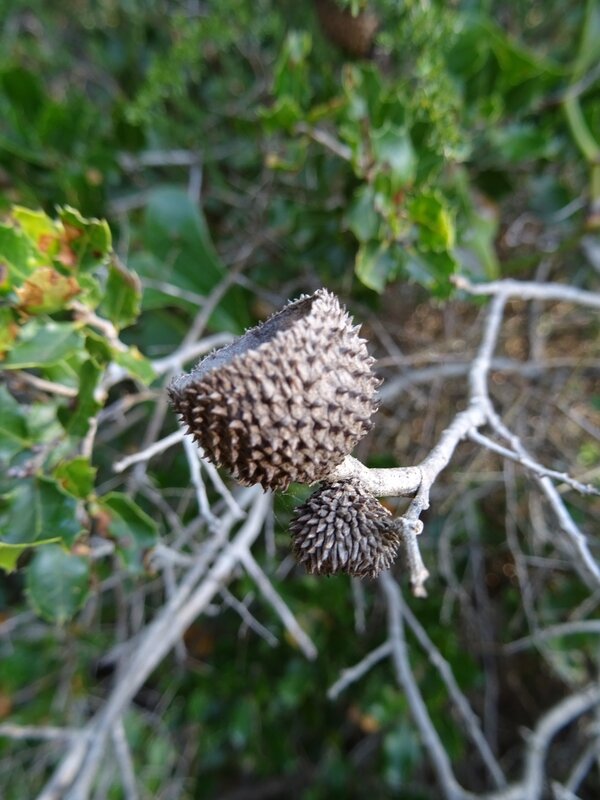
[1,277,598,800]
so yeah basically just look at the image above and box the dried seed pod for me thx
[168,289,380,492]
[314,0,379,58]
[290,479,401,578]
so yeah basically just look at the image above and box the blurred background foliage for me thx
[0,0,599,798]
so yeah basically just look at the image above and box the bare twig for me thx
[380,572,468,800]
[182,433,217,527]
[381,572,600,800]
[486,406,600,588]
[453,276,600,310]
[327,642,392,700]
[220,587,279,648]
[238,549,318,661]
[140,278,207,307]
[111,720,138,800]
[397,588,507,788]
[468,429,600,496]
[0,725,79,742]
[151,333,234,375]
[71,302,127,352]
[504,620,600,654]
[38,490,271,800]
[118,149,200,170]
[328,456,422,496]
[14,372,78,398]
[564,737,600,793]
[380,356,600,403]
[190,446,246,520]
[295,123,353,161]
[113,430,184,473]
[518,685,600,800]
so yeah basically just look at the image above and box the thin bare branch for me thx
[295,123,353,161]
[380,572,469,800]
[519,685,600,800]
[38,490,271,800]
[0,725,79,742]
[468,429,600,496]
[220,587,279,648]
[381,573,600,800]
[328,456,422,496]
[504,620,600,654]
[111,720,138,800]
[454,276,600,310]
[113,430,184,473]
[238,549,318,661]
[397,590,507,788]
[151,333,234,375]
[14,372,78,398]
[327,642,392,700]
[486,407,600,588]
[182,433,217,527]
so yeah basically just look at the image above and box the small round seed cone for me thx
[314,0,379,58]
[290,479,401,578]
[168,289,380,492]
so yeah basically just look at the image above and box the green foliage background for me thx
[0,1,599,798]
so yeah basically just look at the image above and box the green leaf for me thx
[345,186,380,242]
[572,0,600,79]
[0,385,31,463]
[141,187,249,332]
[2,320,84,369]
[85,330,113,365]
[57,206,112,271]
[489,123,559,163]
[0,538,60,573]
[99,492,158,573]
[12,206,58,245]
[57,359,102,437]
[0,222,36,290]
[371,124,417,190]
[98,260,141,329]
[113,346,156,385]
[26,545,90,623]
[53,457,97,499]
[401,249,457,296]
[0,308,18,357]
[15,266,80,314]
[342,63,385,123]
[461,206,500,280]
[355,242,398,293]
[0,476,83,547]
[0,67,44,122]
[408,193,455,252]
[273,31,312,107]
[143,187,225,293]
[259,96,303,133]
[77,273,103,308]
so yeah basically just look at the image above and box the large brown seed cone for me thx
[290,479,401,578]
[314,0,379,58]
[167,289,380,492]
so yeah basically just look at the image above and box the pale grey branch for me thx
[239,549,318,661]
[504,620,600,654]
[454,277,600,310]
[327,642,391,700]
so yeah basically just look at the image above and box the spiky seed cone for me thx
[314,0,379,58]
[290,479,401,578]
[167,289,380,492]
